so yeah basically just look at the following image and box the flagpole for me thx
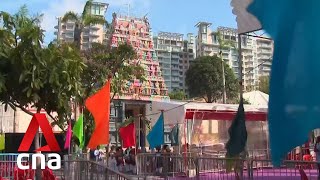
[160,110,164,146]
[238,33,244,100]
[238,33,245,180]
[81,107,84,154]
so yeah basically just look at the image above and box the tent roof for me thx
[243,90,269,106]
[231,0,262,34]
[149,100,267,125]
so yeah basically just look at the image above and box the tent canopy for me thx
[147,101,268,125]
[243,90,269,106]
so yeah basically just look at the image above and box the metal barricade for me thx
[136,153,248,180]
[63,156,142,180]
[249,159,318,180]
[0,153,19,179]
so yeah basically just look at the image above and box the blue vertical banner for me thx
[248,0,320,166]
[147,112,164,149]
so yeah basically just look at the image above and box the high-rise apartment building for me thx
[153,32,195,93]
[181,33,196,94]
[153,32,183,92]
[195,22,273,91]
[54,2,109,50]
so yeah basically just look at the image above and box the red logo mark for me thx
[18,113,61,152]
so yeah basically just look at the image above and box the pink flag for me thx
[64,124,72,149]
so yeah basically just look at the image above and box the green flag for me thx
[226,98,247,157]
[0,134,5,151]
[73,114,84,148]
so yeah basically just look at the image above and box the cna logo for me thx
[17,114,61,170]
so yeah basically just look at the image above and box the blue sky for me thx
[1,0,237,44]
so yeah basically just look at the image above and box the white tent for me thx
[243,91,269,106]
[146,101,268,125]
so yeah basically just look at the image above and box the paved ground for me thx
[136,169,319,180]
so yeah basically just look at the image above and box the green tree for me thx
[61,0,107,48]
[186,56,239,103]
[258,76,270,94]
[211,31,237,103]
[76,42,144,148]
[0,7,85,179]
[169,90,186,100]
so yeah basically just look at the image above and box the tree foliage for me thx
[0,6,85,131]
[186,56,239,103]
[169,90,187,100]
[77,42,144,146]
[258,76,270,94]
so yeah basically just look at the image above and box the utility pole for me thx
[220,50,227,104]
[124,3,130,17]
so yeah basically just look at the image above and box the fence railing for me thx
[136,153,319,180]
[0,153,140,180]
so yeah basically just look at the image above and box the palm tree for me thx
[211,31,237,103]
[61,0,108,49]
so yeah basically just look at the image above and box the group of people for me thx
[89,145,138,174]
[87,144,176,175]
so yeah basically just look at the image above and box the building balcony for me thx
[90,33,100,37]
[258,50,272,55]
[203,47,212,52]
[90,25,100,30]
[171,55,180,59]
[172,47,182,52]
[171,60,179,65]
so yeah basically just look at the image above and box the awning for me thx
[147,101,268,125]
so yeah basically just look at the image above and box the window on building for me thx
[242,37,247,46]
[66,24,73,30]
[202,36,207,43]
[201,26,207,33]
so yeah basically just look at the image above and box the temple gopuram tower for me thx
[109,13,169,101]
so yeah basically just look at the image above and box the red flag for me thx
[86,79,111,149]
[119,123,135,148]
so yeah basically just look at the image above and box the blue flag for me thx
[147,112,164,149]
[248,0,320,166]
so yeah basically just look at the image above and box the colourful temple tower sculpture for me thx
[110,13,169,101]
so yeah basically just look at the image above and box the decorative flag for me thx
[147,112,164,149]
[64,124,72,149]
[86,79,111,149]
[0,134,5,151]
[226,98,247,157]
[119,123,135,148]
[248,0,320,166]
[170,124,179,146]
[73,114,84,148]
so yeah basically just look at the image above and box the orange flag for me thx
[86,79,111,149]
